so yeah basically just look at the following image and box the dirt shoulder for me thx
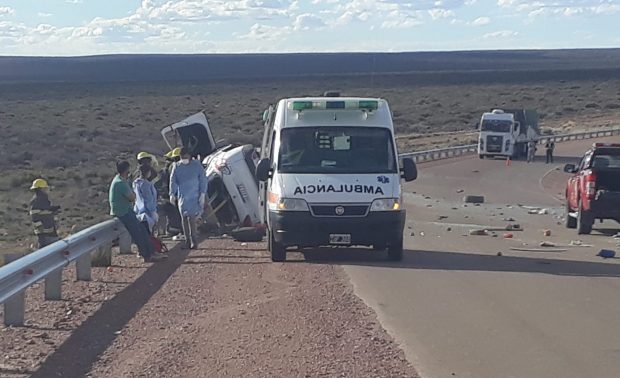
[0,238,417,378]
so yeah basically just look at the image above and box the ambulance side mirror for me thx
[256,158,272,181]
[401,158,417,182]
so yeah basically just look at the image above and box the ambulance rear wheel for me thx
[387,238,403,261]
[269,230,286,262]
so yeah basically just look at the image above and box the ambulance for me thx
[256,96,417,262]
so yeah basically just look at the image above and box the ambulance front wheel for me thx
[269,229,286,262]
[387,238,403,261]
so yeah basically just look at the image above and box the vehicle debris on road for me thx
[597,249,616,259]
[469,229,489,236]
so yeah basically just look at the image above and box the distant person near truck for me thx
[29,179,60,248]
[109,160,166,263]
[545,140,555,164]
[527,141,537,163]
[170,147,207,250]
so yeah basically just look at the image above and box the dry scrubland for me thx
[1,76,620,255]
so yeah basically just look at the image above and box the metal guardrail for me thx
[401,127,620,163]
[0,127,618,327]
[0,219,131,326]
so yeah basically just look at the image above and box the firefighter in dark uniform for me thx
[29,179,61,248]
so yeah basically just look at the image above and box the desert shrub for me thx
[604,103,620,109]
[584,103,600,109]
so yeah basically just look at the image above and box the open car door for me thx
[161,111,216,159]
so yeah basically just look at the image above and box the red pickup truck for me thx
[564,143,620,234]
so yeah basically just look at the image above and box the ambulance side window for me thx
[268,131,276,161]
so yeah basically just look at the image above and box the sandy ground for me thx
[0,239,417,378]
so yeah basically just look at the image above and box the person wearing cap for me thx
[29,179,61,248]
[169,147,207,249]
[135,151,159,182]
[156,147,182,237]
[110,160,166,263]
[133,164,159,235]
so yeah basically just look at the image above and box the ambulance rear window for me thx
[278,127,397,174]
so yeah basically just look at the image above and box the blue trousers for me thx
[117,210,154,258]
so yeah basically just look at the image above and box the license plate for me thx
[329,234,351,245]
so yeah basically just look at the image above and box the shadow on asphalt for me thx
[486,155,580,165]
[30,245,190,378]
[301,248,620,277]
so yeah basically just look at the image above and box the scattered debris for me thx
[597,249,616,259]
[456,189,464,193]
[569,240,583,246]
[410,232,415,237]
[540,241,556,247]
[510,247,567,252]
[505,224,523,231]
[503,217,515,222]
[503,233,514,238]
[446,227,452,232]
[420,232,425,237]
[543,229,552,237]
[469,229,488,236]
[230,227,264,242]
[497,252,503,256]
[464,195,485,204]
[613,233,620,239]
[538,208,549,215]
[438,215,448,220]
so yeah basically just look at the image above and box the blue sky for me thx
[0,0,618,56]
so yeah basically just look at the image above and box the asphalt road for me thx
[342,137,620,378]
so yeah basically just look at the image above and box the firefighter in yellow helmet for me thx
[29,179,61,248]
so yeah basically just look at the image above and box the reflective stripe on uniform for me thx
[30,209,53,215]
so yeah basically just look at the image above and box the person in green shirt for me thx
[109,160,166,263]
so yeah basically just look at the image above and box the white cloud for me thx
[37,13,53,18]
[428,8,456,20]
[472,16,490,25]
[498,0,620,17]
[293,13,326,31]
[65,0,84,3]
[236,23,290,40]
[0,6,15,16]
[483,29,518,38]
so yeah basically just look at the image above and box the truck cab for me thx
[256,97,417,262]
[478,109,518,159]
[564,143,620,234]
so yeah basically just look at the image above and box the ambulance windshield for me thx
[278,127,397,174]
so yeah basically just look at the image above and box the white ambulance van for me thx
[256,96,417,262]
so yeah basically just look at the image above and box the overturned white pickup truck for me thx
[161,111,262,238]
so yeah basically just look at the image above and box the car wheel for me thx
[577,200,593,235]
[565,203,577,229]
[387,238,403,261]
[270,229,286,262]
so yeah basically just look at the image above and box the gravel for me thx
[0,239,418,378]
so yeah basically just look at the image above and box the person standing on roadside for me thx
[170,147,207,249]
[29,179,61,248]
[110,160,166,262]
[156,148,182,237]
[135,151,159,182]
[527,140,537,163]
[133,164,159,235]
[545,140,555,164]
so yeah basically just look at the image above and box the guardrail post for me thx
[92,242,112,267]
[4,253,25,326]
[76,252,92,281]
[44,268,62,300]
[119,231,132,255]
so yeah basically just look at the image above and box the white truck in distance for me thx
[478,108,539,159]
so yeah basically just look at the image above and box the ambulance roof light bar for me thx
[289,100,379,112]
